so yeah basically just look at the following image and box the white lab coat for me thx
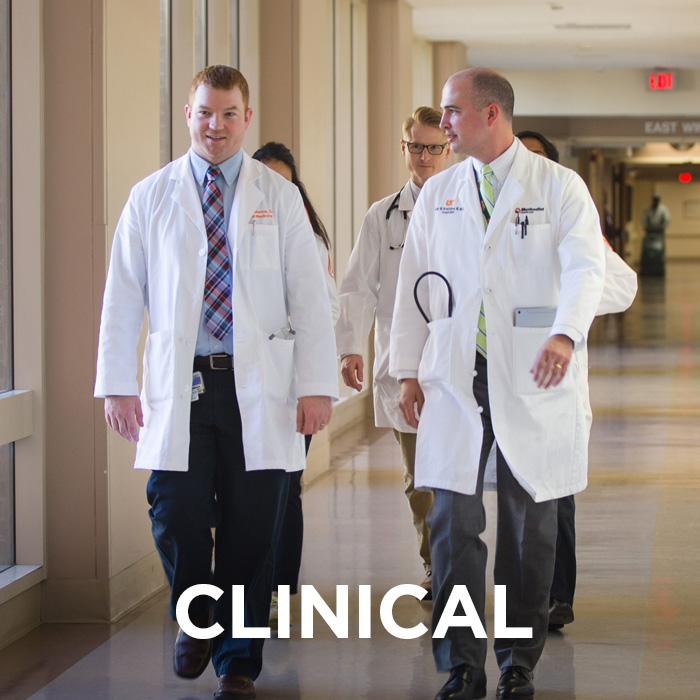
[597,241,637,315]
[316,236,340,324]
[390,141,605,502]
[95,152,339,472]
[335,181,415,432]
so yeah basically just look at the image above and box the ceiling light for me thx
[555,23,631,30]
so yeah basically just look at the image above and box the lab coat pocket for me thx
[512,326,575,395]
[511,223,554,267]
[418,318,454,387]
[144,329,175,403]
[262,332,296,400]
[250,224,281,270]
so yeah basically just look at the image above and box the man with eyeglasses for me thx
[335,107,450,597]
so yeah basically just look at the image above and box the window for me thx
[0,0,14,573]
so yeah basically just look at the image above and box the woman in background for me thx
[252,142,339,626]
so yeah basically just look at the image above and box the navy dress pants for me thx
[147,366,289,679]
[272,434,311,594]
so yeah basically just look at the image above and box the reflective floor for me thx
[2,262,700,699]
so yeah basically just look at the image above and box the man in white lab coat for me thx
[94,66,338,700]
[335,107,450,596]
[390,69,605,700]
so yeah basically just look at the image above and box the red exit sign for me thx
[648,71,675,91]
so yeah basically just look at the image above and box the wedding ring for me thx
[554,363,563,369]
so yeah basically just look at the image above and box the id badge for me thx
[191,371,206,402]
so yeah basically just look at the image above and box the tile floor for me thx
[1,262,700,699]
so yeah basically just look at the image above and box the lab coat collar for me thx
[188,147,243,188]
[169,154,206,234]
[459,140,529,235]
[488,140,529,232]
[232,152,265,246]
[399,179,417,213]
[168,151,265,244]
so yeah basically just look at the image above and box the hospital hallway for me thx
[2,262,700,700]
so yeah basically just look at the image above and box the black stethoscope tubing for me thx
[413,271,453,324]
[386,187,408,250]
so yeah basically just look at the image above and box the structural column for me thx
[367,0,414,203]
[432,41,467,110]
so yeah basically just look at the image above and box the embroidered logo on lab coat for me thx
[435,199,464,214]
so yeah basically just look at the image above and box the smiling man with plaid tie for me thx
[95,66,338,700]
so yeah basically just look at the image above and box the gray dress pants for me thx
[429,352,558,673]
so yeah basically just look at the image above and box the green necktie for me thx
[476,165,494,359]
[479,164,495,223]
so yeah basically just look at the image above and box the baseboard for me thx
[41,551,167,623]
[304,390,371,484]
[0,583,42,650]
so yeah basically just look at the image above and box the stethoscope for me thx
[386,186,409,250]
[413,271,453,323]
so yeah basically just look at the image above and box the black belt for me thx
[193,354,233,371]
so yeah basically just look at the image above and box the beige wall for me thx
[432,41,467,110]
[171,0,200,158]
[104,0,163,581]
[367,0,414,203]
[239,0,261,152]
[42,0,109,610]
[506,69,700,118]
[36,0,167,623]
[412,36,433,110]
[298,0,334,252]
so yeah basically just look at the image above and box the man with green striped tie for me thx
[389,68,605,700]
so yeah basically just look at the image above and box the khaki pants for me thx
[393,430,433,571]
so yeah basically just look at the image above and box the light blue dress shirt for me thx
[189,148,243,356]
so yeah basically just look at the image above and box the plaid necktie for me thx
[202,166,233,340]
[476,164,495,359]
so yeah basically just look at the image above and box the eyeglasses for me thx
[403,141,448,155]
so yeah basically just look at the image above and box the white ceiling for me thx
[409,0,700,71]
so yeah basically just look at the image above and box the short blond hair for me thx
[402,106,444,139]
[188,65,249,109]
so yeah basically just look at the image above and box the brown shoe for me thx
[173,626,211,679]
[214,674,256,699]
[420,571,433,601]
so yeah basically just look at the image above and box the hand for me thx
[530,334,574,389]
[340,354,364,392]
[296,396,333,435]
[105,395,144,442]
[398,378,424,429]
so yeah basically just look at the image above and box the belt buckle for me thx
[209,354,229,370]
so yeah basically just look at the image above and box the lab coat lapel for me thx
[170,155,206,233]
[399,180,415,216]
[233,153,264,247]
[462,159,485,232]
[487,146,527,236]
